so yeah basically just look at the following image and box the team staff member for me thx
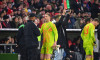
[40,13,58,60]
[81,18,99,60]
[21,13,40,60]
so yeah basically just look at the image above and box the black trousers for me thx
[21,46,39,60]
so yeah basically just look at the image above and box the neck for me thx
[46,19,50,23]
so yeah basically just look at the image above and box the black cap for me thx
[29,13,37,17]
[3,15,9,20]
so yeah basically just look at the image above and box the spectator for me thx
[17,9,22,16]
[0,17,2,28]
[18,16,23,26]
[7,9,14,21]
[13,9,18,16]
[0,10,5,21]
[74,18,84,29]
[83,2,89,12]
[2,15,11,28]
[87,12,91,18]
[33,0,42,9]
[91,0,100,18]
[39,16,45,28]
[11,16,19,28]
[45,4,52,13]
[22,15,28,24]
[7,2,12,9]
[5,36,14,53]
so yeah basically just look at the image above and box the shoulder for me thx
[50,22,55,26]
[41,23,46,27]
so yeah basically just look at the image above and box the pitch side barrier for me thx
[0,29,99,52]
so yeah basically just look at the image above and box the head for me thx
[46,5,52,10]
[32,9,37,14]
[13,17,19,23]
[8,3,12,9]
[77,13,81,17]
[94,0,98,4]
[55,15,61,22]
[43,0,48,5]
[34,18,40,25]
[88,12,91,17]
[44,13,51,22]
[13,9,17,15]
[29,13,36,22]
[40,16,45,23]
[3,15,9,22]
[2,3,7,8]
[92,18,99,27]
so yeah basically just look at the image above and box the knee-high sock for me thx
[91,56,93,60]
[44,59,46,60]
[46,59,50,60]
[86,57,91,60]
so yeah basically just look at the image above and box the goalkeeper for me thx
[81,18,99,60]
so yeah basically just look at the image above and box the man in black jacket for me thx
[53,9,70,60]
[21,13,40,60]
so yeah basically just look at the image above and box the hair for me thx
[45,13,51,17]
[93,18,100,23]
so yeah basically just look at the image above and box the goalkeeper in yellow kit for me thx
[81,18,99,60]
[40,13,58,60]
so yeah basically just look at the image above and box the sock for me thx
[44,59,46,60]
[91,56,93,60]
[46,59,50,60]
[86,57,90,60]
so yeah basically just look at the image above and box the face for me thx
[32,17,36,21]
[4,11,6,15]
[6,19,9,22]
[44,14,50,22]
[15,17,18,22]
[83,4,86,7]
[78,13,81,17]
[8,3,12,9]
[95,21,99,27]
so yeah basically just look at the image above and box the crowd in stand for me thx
[0,0,100,60]
[0,0,99,29]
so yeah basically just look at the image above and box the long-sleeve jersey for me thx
[81,23,95,47]
[40,22,58,47]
